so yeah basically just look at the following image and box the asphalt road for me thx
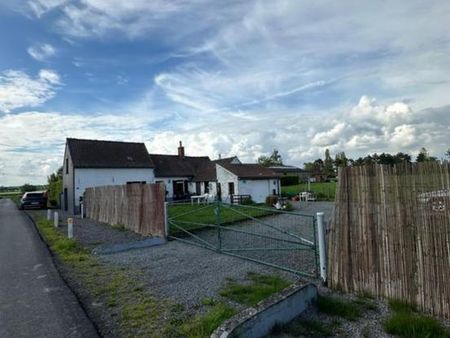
[0,199,98,338]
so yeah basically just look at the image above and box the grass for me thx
[34,218,185,337]
[384,299,450,338]
[181,302,236,338]
[168,203,274,235]
[219,272,291,306]
[271,318,340,337]
[316,295,376,321]
[0,192,21,204]
[281,182,336,201]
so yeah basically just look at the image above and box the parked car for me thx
[19,191,48,209]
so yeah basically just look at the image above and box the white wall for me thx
[216,165,239,203]
[74,168,155,210]
[238,179,279,203]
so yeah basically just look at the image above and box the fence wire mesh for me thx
[168,201,318,277]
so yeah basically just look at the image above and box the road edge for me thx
[23,210,103,338]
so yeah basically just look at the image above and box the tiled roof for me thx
[218,162,280,179]
[149,154,211,177]
[67,138,154,168]
[192,157,238,181]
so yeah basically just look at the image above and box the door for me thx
[228,182,235,196]
[195,182,201,195]
[217,183,222,201]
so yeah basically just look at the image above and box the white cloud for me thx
[0,69,61,113]
[1,96,449,185]
[27,43,56,61]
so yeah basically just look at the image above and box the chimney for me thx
[178,141,185,159]
[218,153,222,159]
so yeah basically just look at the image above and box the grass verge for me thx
[219,272,291,306]
[181,302,236,338]
[35,217,185,337]
[384,300,450,338]
[317,295,376,321]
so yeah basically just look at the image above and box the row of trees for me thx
[305,147,449,179]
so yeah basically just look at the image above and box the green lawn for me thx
[281,182,336,201]
[168,203,275,235]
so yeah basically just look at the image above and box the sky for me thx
[0,0,449,186]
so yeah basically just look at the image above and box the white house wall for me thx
[216,165,239,203]
[74,168,155,210]
[238,179,279,203]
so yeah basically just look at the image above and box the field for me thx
[0,191,22,204]
[281,182,336,201]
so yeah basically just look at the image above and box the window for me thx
[65,158,69,174]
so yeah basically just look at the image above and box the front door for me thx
[228,182,235,196]
[217,183,222,201]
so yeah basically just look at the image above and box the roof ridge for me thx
[67,137,145,145]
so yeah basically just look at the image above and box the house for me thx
[62,138,155,214]
[215,161,280,203]
[149,142,211,200]
[269,165,311,182]
[62,138,281,213]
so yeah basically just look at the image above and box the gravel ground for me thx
[100,240,300,310]
[27,209,146,250]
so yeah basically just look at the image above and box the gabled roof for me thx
[149,154,211,178]
[218,162,280,179]
[67,138,154,169]
[192,156,239,181]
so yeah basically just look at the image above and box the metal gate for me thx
[167,201,320,278]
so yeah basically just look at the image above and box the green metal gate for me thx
[167,201,319,278]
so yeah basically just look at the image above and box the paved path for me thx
[0,199,98,338]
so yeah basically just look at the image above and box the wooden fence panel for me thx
[84,183,165,237]
[328,162,450,319]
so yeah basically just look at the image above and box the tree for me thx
[20,183,36,193]
[416,147,437,162]
[47,167,63,207]
[258,149,283,167]
[335,152,348,167]
[324,149,334,177]
[445,149,450,159]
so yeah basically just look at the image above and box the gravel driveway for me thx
[100,202,334,310]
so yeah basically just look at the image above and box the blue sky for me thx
[0,0,449,185]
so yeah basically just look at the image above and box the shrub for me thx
[283,201,294,211]
[265,195,278,207]
[241,197,254,205]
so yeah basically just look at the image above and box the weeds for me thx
[317,295,362,321]
[384,299,450,338]
[219,272,291,306]
[181,303,236,338]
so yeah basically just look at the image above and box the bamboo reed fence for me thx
[328,162,450,319]
[84,183,165,237]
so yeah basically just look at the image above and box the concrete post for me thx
[67,218,73,239]
[53,211,59,228]
[316,212,327,283]
[80,203,84,219]
[47,209,51,220]
[164,202,168,238]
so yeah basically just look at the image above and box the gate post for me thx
[215,201,222,252]
[316,212,327,283]
[164,202,169,238]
